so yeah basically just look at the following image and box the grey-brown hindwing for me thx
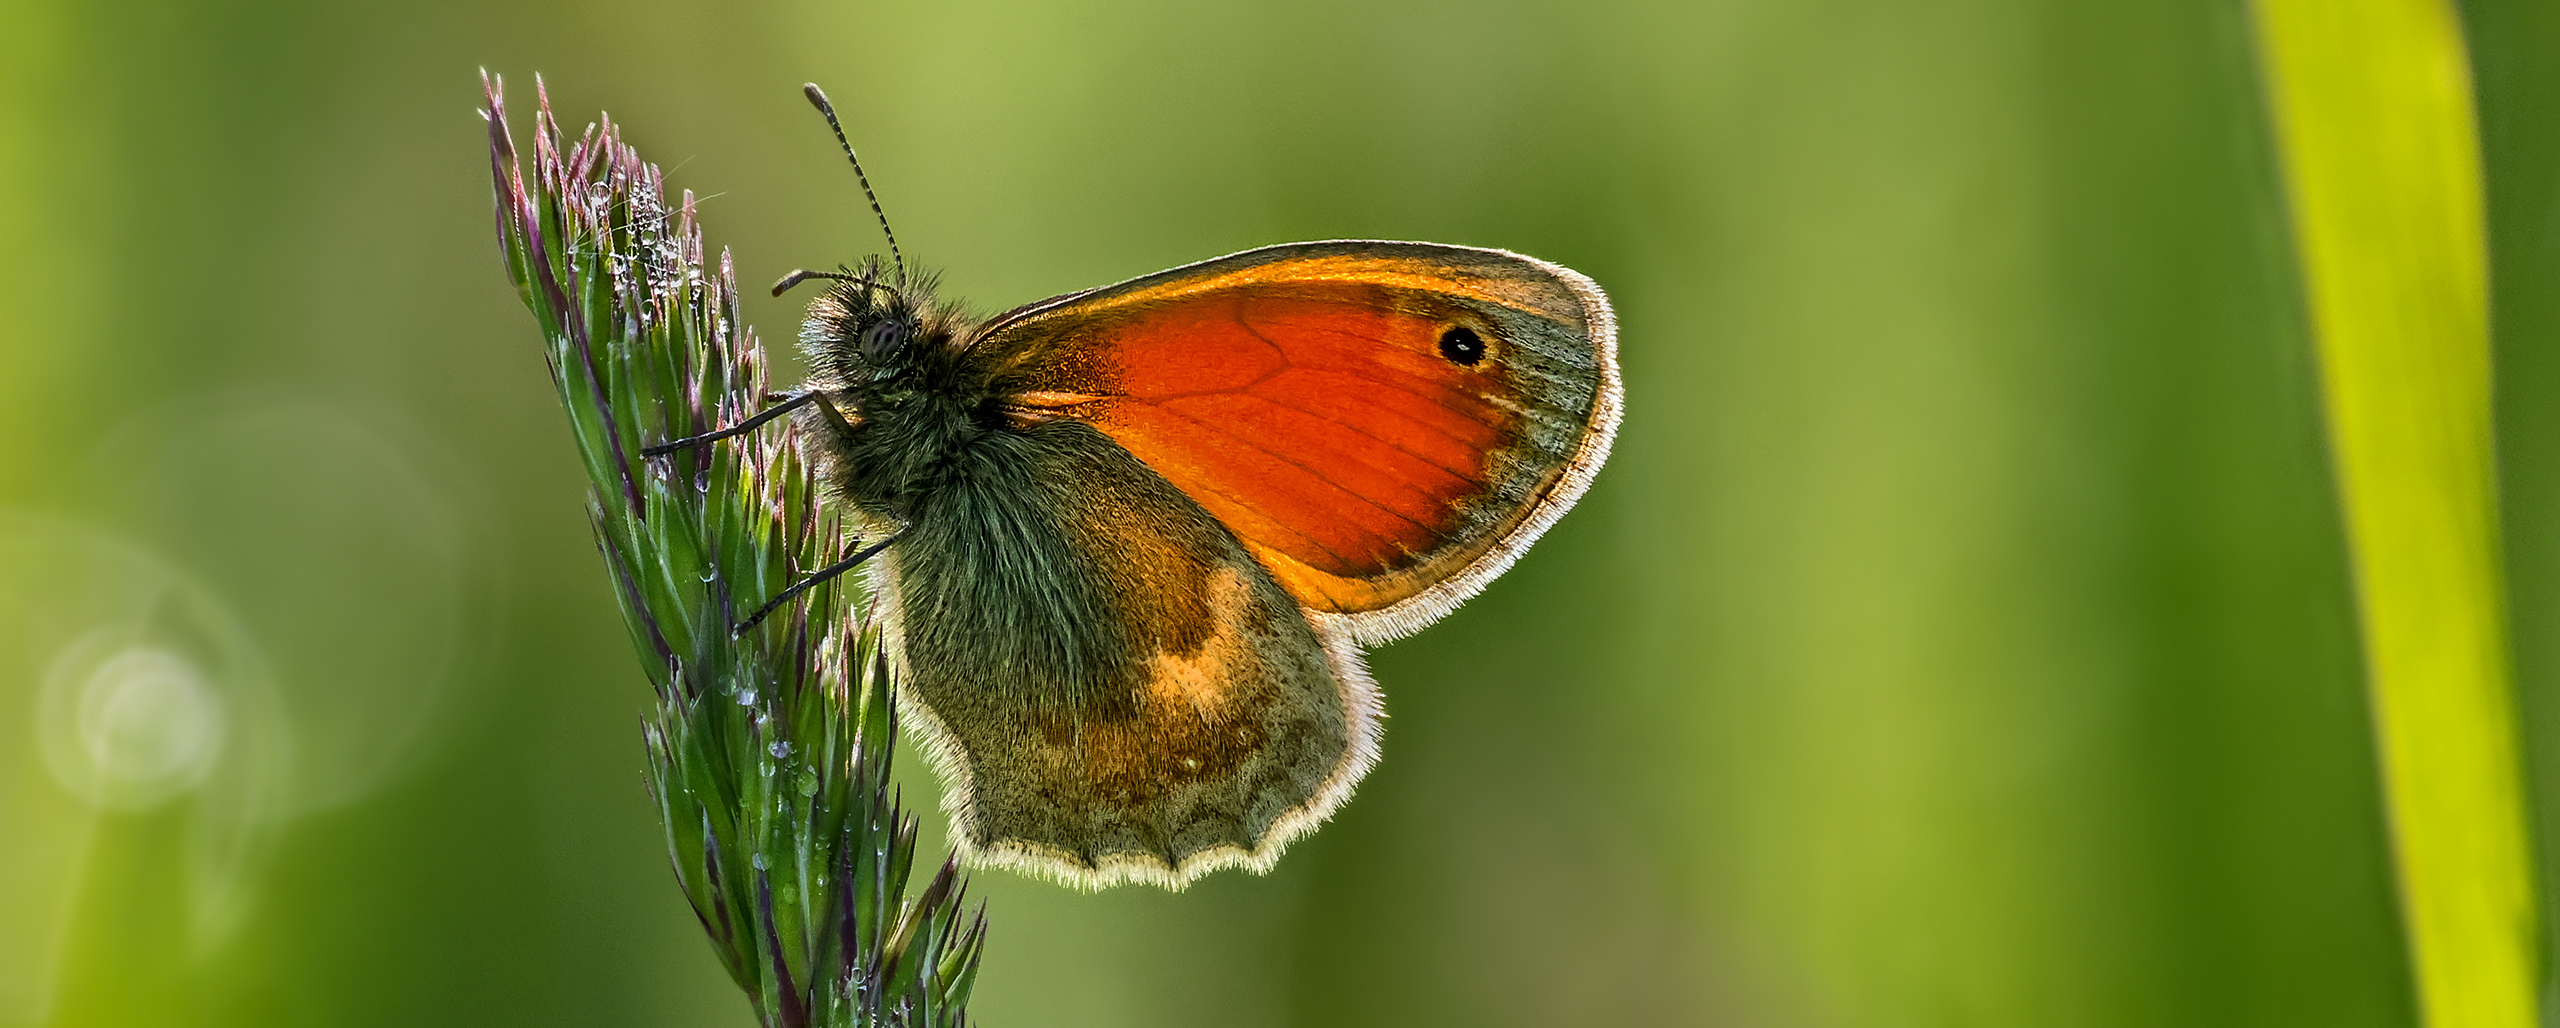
[880,418,1355,886]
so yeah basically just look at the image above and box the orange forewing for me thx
[1088,286,1504,586]
[982,241,1618,624]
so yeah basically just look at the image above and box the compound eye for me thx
[860,317,912,362]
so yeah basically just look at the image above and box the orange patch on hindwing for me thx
[1141,564,1256,715]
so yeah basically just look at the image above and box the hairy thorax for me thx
[830,374,1002,520]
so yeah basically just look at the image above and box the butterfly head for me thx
[790,255,996,516]
[795,256,972,386]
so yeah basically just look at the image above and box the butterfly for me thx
[662,86,1621,889]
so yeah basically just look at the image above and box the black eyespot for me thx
[1438,326,1486,365]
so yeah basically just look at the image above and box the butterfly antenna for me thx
[802,83,904,282]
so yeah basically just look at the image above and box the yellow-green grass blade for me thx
[2251,1,2539,1025]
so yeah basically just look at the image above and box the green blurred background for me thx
[4,0,2558,1024]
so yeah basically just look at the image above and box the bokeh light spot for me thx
[68,646,226,808]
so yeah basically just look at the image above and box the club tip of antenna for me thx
[803,83,831,109]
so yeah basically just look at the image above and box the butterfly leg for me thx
[732,531,903,633]
[641,391,815,457]
[804,391,858,433]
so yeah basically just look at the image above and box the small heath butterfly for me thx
[669,86,1621,888]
